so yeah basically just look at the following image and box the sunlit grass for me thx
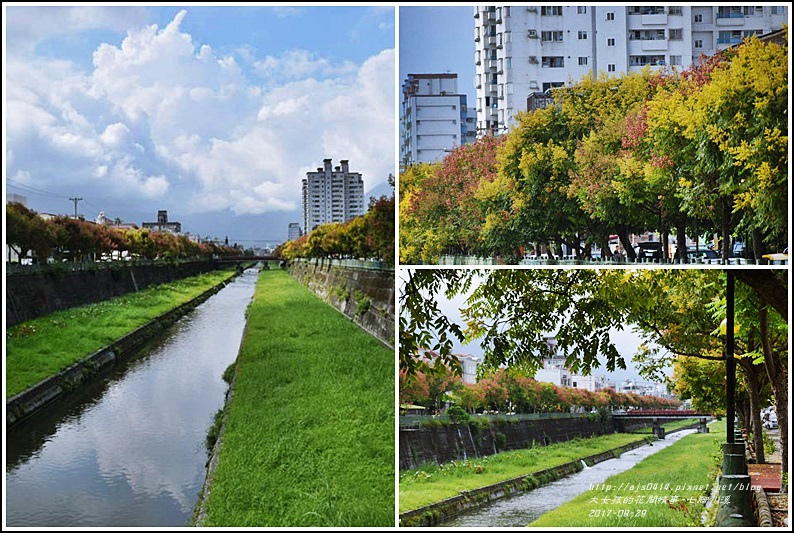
[6,269,237,397]
[200,269,394,527]
[399,432,651,513]
[530,420,725,527]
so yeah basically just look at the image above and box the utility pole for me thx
[69,197,83,218]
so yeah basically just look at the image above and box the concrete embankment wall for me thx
[400,416,615,470]
[5,261,226,327]
[6,272,240,429]
[287,260,394,346]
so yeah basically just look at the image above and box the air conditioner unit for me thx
[528,29,538,38]
[529,56,539,63]
[527,7,537,12]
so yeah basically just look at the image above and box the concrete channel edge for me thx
[399,436,656,527]
[5,271,242,430]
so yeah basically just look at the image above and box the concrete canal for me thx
[5,267,259,527]
[442,429,698,527]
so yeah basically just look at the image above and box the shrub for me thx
[446,405,471,424]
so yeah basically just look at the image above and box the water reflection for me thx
[443,429,697,527]
[5,269,259,527]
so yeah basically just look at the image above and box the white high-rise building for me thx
[474,5,789,136]
[302,159,365,233]
[287,222,302,241]
[401,73,477,169]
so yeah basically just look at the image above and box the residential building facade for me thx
[288,222,302,241]
[401,73,477,169]
[473,5,789,135]
[302,159,365,233]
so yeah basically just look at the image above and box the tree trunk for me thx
[760,300,787,479]
[751,227,764,263]
[738,358,766,464]
[616,226,636,260]
[736,270,788,324]
[721,197,732,261]
[661,230,669,264]
[676,219,687,263]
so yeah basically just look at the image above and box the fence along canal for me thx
[5,268,259,527]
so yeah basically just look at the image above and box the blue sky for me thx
[399,7,475,106]
[4,5,395,245]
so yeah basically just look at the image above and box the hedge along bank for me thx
[6,268,242,428]
[194,269,394,527]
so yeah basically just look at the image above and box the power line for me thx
[7,179,69,199]
[69,197,83,218]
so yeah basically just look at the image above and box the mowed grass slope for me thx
[6,268,237,397]
[201,269,394,527]
[530,420,725,527]
[400,432,651,513]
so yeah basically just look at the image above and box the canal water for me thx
[442,428,698,527]
[5,267,259,527]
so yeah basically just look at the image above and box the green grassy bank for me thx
[399,432,652,513]
[5,268,237,398]
[530,420,725,527]
[198,269,394,527]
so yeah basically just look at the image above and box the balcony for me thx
[716,14,746,26]
[717,36,743,45]
[487,59,498,70]
[642,39,668,51]
[487,36,497,46]
[642,13,667,25]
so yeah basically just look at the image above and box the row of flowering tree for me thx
[277,195,395,264]
[399,367,680,415]
[400,32,788,263]
[6,202,242,263]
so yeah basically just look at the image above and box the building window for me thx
[577,6,586,14]
[578,56,588,66]
[669,6,683,15]
[694,39,703,48]
[541,56,565,68]
[694,14,703,23]
[578,30,588,40]
[606,12,615,21]
[506,57,512,69]
[607,38,615,46]
[669,29,683,40]
[771,6,786,15]
[670,55,682,66]
[541,31,564,42]
[505,6,510,17]
[608,64,616,72]
[541,6,562,16]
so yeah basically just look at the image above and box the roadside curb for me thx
[399,436,655,527]
[6,271,241,430]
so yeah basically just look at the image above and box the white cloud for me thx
[5,8,395,233]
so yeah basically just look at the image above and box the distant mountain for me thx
[365,181,395,204]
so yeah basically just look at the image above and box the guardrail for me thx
[399,412,592,427]
[433,256,780,266]
[5,258,213,275]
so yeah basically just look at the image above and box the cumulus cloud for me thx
[5,8,395,237]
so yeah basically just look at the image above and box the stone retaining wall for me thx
[287,259,394,346]
[400,416,615,470]
[6,261,225,327]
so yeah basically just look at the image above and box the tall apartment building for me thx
[474,5,789,136]
[287,222,302,241]
[302,159,365,233]
[400,73,477,169]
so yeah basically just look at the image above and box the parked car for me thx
[633,242,664,261]
[686,248,720,263]
[762,408,778,429]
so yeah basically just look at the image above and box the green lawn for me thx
[6,268,237,397]
[199,269,394,527]
[399,433,651,513]
[530,420,725,527]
